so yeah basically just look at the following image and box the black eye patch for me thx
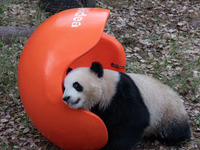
[62,84,65,93]
[73,82,83,92]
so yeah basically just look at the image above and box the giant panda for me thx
[62,62,191,150]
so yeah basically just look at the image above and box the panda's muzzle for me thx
[63,96,70,102]
[63,96,80,106]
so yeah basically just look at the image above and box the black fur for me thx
[91,72,150,150]
[67,67,73,74]
[90,62,104,78]
[157,119,191,146]
[73,82,83,92]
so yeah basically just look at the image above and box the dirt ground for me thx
[0,0,199,149]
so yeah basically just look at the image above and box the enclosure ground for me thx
[0,0,199,149]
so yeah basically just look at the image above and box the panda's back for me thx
[127,73,188,136]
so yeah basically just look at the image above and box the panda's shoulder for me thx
[117,72,138,89]
[114,72,144,100]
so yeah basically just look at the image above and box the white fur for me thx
[127,73,188,136]
[98,69,119,110]
[63,67,188,137]
[63,68,119,110]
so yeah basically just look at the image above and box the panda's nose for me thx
[63,96,70,102]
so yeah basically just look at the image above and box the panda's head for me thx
[62,62,104,110]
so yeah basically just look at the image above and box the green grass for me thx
[124,22,200,99]
[197,117,200,127]
[101,0,128,7]
[0,142,13,150]
[0,0,199,149]
[0,39,25,97]
[0,0,49,27]
[0,0,49,98]
[119,35,139,47]
[0,0,198,106]
[0,2,50,149]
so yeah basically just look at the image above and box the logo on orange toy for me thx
[72,8,89,28]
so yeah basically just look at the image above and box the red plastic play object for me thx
[18,8,126,150]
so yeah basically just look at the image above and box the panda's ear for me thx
[66,67,73,74]
[90,62,104,78]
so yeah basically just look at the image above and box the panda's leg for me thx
[101,126,144,150]
[157,120,191,146]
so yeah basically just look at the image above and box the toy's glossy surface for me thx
[18,8,126,150]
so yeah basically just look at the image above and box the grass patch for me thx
[0,0,49,27]
[0,0,49,99]
[0,142,13,150]
[119,35,139,47]
[100,0,129,7]
[125,21,200,99]
[127,47,200,99]
[0,38,26,97]
[0,0,199,149]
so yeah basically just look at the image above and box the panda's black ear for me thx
[90,62,104,78]
[67,67,73,74]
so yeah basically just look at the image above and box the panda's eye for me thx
[73,82,83,92]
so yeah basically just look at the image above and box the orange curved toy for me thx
[18,8,126,150]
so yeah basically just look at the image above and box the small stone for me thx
[0,119,8,123]
[23,127,30,134]
[159,146,167,150]
[13,145,20,149]
[191,20,199,29]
